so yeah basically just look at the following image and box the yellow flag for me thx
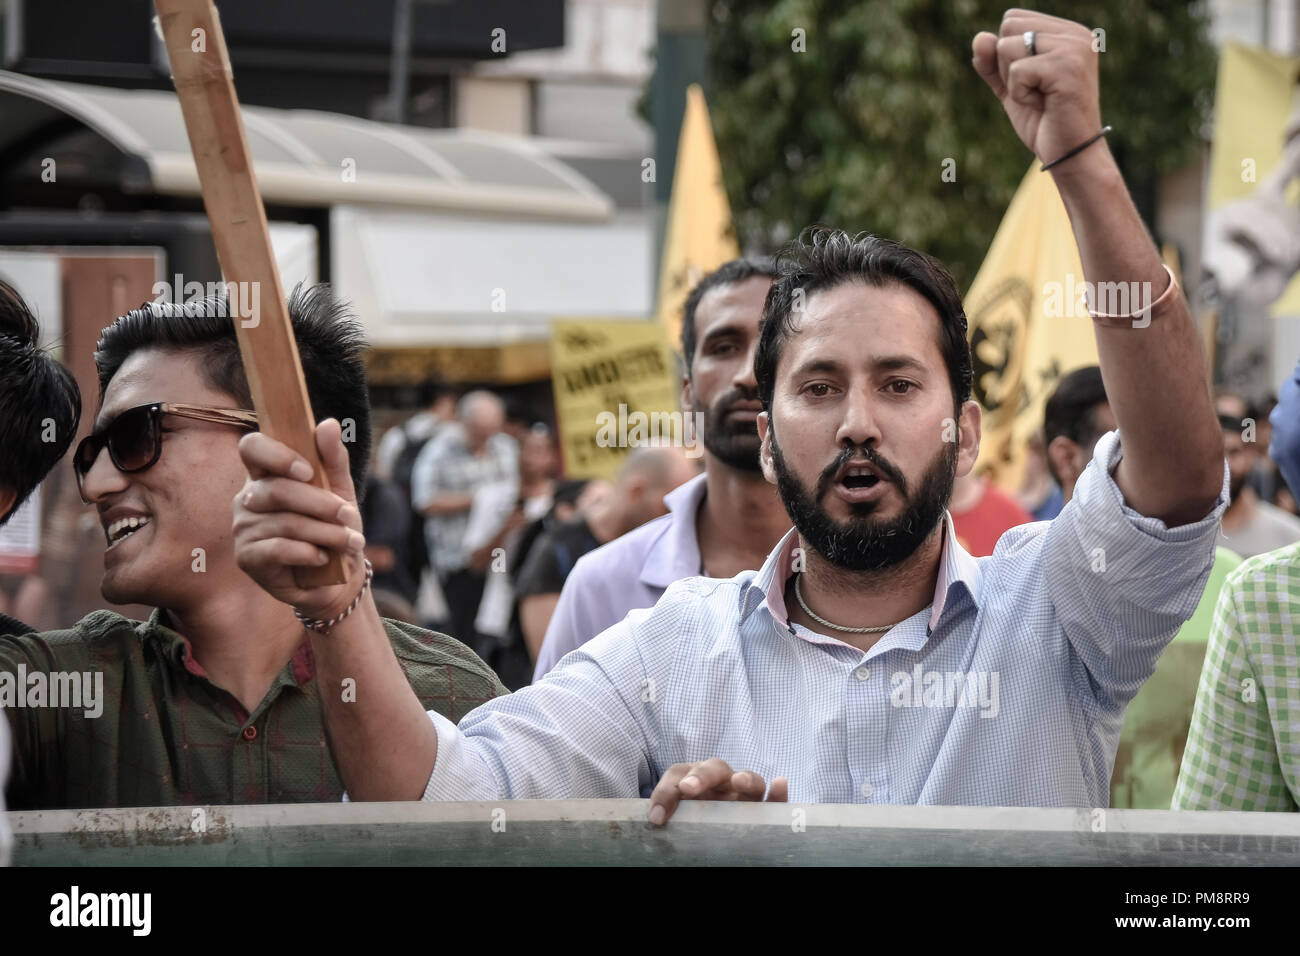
[656,84,741,348]
[966,164,1094,491]
[1205,41,1300,316]
[550,319,683,480]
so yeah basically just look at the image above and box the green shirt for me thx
[1173,543,1300,811]
[1109,547,1241,809]
[0,608,506,810]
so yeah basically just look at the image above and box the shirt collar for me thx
[640,472,708,589]
[142,607,317,687]
[744,511,983,637]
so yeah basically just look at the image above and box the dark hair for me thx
[552,478,589,509]
[754,228,972,414]
[681,257,778,373]
[0,280,81,526]
[93,284,372,494]
[418,380,459,407]
[1042,365,1108,485]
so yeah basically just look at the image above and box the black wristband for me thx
[1041,125,1112,172]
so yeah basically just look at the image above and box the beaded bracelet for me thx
[294,559,374,635]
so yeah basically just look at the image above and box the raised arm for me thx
[974,9,1222,526]
[234,421,439,800]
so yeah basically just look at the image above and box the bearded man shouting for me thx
[230,9,1227,819]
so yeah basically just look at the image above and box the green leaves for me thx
[703,0,1214,291]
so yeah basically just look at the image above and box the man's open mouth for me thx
[106,515,152,547]
[839,464,885,490]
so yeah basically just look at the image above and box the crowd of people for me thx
[359,385,702,690]
[1,10,1298,833]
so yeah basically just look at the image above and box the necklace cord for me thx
[793,572,900,634]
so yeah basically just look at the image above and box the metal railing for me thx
[9,801,1300,866]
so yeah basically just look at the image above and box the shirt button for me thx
[855,667,871,682]
[242,726,258,741]
[860,782,874,798]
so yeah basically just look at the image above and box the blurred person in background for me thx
[502,397,536,446]
[361,443,418,607]
[0,280,81,636]
[532,258,792,681]
[0,279,81,850]
[411,390,518,647]
[1247,394,1280,504]
[469,420,560,574]
[1042,365,1241,809]
[1016,429,1063,520]
[511,478,597,579]
[468,422,560,685]
[1174,355,1300,811]
[948,473,1033,556]
[377,382,460,627]
[1216,390,1300,557]
[515,444,699,667]
[2,290,503,810]
[1042,365,1114,503]
[1275,478,1298,515]
[374,382,459,482]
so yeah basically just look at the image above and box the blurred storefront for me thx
[0,70,653,384]
[0,68,653,622]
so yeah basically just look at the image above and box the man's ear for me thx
[681,374,693,414]
[757,411,777,485]
[0,487,16,524]
[623,472,647,506]
[1047,436,1082,489]
[954,401,982,478]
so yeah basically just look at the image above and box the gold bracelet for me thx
[1088,263,1179,328]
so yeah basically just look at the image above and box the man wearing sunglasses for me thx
[0,287,506,811]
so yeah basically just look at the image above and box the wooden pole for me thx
[153,0,344,586]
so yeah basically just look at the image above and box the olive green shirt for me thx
[1109,547,1242,808]
[0,608,506,810]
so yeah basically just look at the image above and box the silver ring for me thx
[1023,30,1037,56]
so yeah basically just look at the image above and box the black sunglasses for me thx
[74,402,258,501]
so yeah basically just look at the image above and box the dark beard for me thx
[770,426,956,572]
[696,386,763,473]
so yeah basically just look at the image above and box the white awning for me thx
[333,204,651,347]
[0,71,613,221]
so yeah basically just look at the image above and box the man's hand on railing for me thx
[648,758,788,827]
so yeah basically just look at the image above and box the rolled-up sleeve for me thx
[1044,430,1228,715]
[422,613,660,800]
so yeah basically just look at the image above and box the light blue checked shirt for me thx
[423,431,1228,807]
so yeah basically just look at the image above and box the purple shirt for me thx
[532,474,707,681]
